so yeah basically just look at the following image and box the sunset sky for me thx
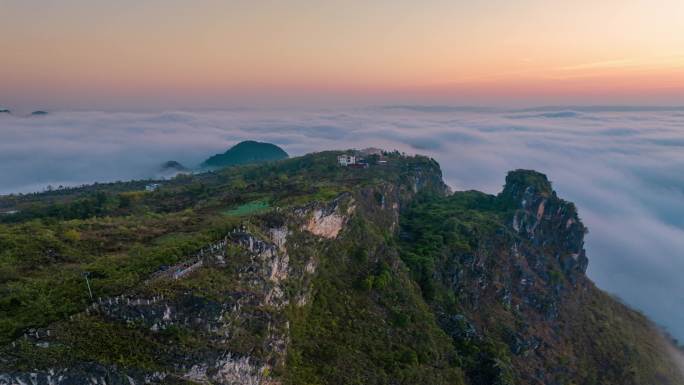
[2,0,684,109]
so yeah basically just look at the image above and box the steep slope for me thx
[201,141,288,169]
[0,152,680,385]
[399,170,682,384]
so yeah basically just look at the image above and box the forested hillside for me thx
[0,151,680,385]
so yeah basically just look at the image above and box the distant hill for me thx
[0,109,10,114]
[31,110,48,116]
[160,160,188,173]
[201,140,288,169]
[156,160,189,179]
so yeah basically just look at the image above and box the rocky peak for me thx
[501,170,589,280]
[501,169,554,204]
[408,157,450,196]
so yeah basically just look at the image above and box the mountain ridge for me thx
[0,151,680,384]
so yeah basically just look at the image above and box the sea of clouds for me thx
[1,106,683,342]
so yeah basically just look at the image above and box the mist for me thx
[1,106,683,342]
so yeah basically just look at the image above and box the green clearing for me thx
[223,200,271,216]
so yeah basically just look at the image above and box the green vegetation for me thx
[286,214,464,385]
[398,191,516,384]
[500,168,554,201]
[0,212,222,345]
[0,150,429,346]
[223,200,271,216]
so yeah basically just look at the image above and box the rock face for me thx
[0,363,165,385]
[398,169,683,385]
[301,194,354,239]
[503,170,588,280]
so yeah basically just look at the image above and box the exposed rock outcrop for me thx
[301,194,355,239]
[503,170,588,280]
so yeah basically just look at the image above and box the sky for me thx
[2,0,684,109]
[1,107,684,343]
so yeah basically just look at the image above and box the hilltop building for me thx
[337,154,357,166]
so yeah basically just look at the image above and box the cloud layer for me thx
[1,106,683,341]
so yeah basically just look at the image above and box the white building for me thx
[337,154,356,166]
[145,183,161,192]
